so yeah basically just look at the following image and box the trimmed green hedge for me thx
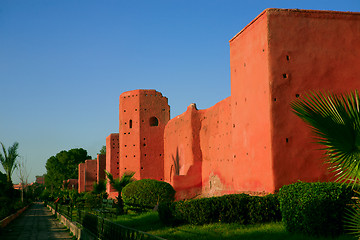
[278,181,354,237]
[158,193,281,226]
[122,179,175,212]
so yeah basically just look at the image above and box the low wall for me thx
[0,205,30,228]
[47,205,96,240]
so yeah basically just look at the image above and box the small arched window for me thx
[149,116,159,127]
[129,119,133,129]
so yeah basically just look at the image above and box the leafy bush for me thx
[247,194,281,224]
[278,181,354,237]
[0,197,14,220]
[122,179,175,212]
[84,192,102,209]
[158,193,281,226]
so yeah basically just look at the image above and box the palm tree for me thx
[291,90,360,236]
[0,142,19,183]
[105,170,135,214]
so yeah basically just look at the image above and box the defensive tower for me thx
[119,90,170,180]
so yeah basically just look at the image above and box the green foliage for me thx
[98,145,106,155]
[0,141,19,183]
[45,148,91,191]
[105,170,135,193]
[291,90,360,237]
[291,90,360,186]
[278,181,354,237]
[40,188,51,201]
[158,193,281,226]
[84,192,103,209]
[0,197,14,220]
[92,179,107,195]
[115,211,354,240]
[247,194,282,224]
[105,171,135,214]
[122,179,175,212]
[344,191,360,238]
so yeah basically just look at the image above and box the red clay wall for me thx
[85,159,97,192]
[64,179,78,190]
[106,133,119,198]
[200,97,233,197]
[96,154,106,183]
[229,9,360,193]
[78,163,85,193]
[119,90,170,181]
[164,104,202,199]
[119,90,141,179]
[230,11,275,193]
[35,176,44,185]
[266,9,360,190]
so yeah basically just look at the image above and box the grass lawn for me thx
[112,211,356,240]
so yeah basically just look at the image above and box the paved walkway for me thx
[1,202,73,240]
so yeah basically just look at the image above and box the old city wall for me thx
[96,154,106,183]
[106,133,119,198]
[164,103,203,199]
[78,9,360,198]
[266,9,360,190]
[164,97,233,199]
[78,163,85,193]
[229,10,275,193]
[200,97,233,197]
[119,90,170,181]
[85,159,97,192]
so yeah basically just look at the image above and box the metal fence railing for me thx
[47,202,167,240]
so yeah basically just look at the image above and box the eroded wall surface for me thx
[164,104,202,199]
[200,97,233,197]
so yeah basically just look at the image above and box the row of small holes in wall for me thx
[124,108,166,112]
[123,93,163,99]
[124,154,162,158]
[123,95,138,98]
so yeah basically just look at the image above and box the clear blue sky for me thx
[1,0,359,184]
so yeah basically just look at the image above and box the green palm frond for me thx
[291,90,360,186]
[344,193,360,238]
[105,170,135,193]
[0,142,19,182]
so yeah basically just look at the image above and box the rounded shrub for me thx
[122,179,175,211]
[278,181,354,237]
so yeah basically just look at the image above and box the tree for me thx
[0,142,19,183]
[45,148,91,191]
[98,145,106,155]
[16,157,30,203]
[92,179,107,195]
[291,90,360,237]
[105,170,135,214]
